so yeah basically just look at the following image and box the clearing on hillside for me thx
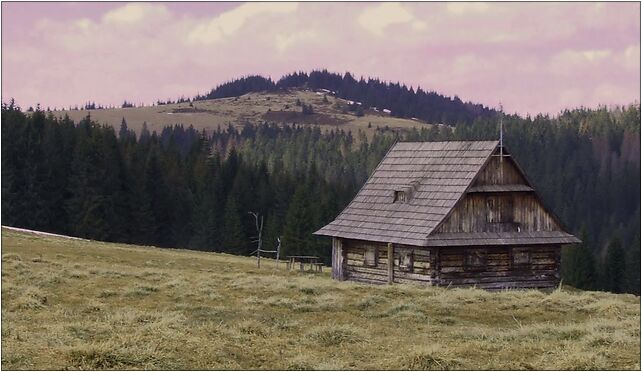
[49,90,433,139]
[1,228,640,370]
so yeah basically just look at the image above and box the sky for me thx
[2,2,640,116]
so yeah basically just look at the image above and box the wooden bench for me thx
[286,255,323,272]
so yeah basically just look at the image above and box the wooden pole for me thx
[276,237,281,269]
[499,102,504,183]
[257,216,263,269]
[249,212,263,269]
[387,242,394,284]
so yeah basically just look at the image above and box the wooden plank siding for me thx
[472,155,528,186]
[436,193,562,234]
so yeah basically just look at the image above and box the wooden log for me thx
[346,265,389,277]
[394,277,435,285]
[387,242,394,284]
[331,238,345,280]
[438,274,558,285]
[441,280,559,290]
[347,272,389,284]
[440,264,557,274]
[440,269,559,280]
[394,270,434,282]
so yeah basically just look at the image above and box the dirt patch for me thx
[262,111,349,125]
[171,107,210,114]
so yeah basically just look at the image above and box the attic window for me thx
[394,190,406,203]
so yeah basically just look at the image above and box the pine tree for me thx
[190,154,224,251]
[222,194,246,254]
[282,184,313,256]
[139,121,151,144]
[604,236,626,293]
[562,228,597,290]
[119,117,129,139]
[625,234,640,295]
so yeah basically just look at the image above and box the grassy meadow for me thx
[1,228,640,370]
[50,90,431,139]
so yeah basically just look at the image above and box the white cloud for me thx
[275,30,318,53]
[548,49,612,74]
[622,44,640,70]
[74,18,92,31]
[581,50,611,61]
[358,3,426,35]
[446,2,490,15]
[187,2,299,45]
[103,3,169,24]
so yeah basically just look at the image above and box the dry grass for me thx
[49,90,432,140]
[1,228,640,370]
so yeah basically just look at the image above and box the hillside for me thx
[50,89,433,137]
[2,228,639,370]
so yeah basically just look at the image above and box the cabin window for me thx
[465,249,487,270]
[512,247,530,265]
[500,197,515,223]
[399,250,414,271]
[364,247,378,267]
[486,196,498,223]
[393,190,406,203]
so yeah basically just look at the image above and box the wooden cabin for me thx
[314,141,580,290]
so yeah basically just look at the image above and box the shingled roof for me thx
[314,141,578,247]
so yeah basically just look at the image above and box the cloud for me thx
[446,2,490,15]
[358,3,426,35]
[548,49,612,75]
[622,44,640,70]
[187,2,299,45]
[275,30,318,53]
[103,3,169,24]
[2,2,639,115]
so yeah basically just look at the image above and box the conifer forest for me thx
[2,72,640,294]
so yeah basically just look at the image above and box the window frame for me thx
[398,250,414,272]
[464,249,487,271]
[393,190,406,203]
[511,247,531,267]
[364,247,379,267]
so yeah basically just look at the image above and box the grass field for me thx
[2,228,640,370]
[49,90,432,139]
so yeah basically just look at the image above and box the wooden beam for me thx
[387,242,394,284]
[332,238,345,281]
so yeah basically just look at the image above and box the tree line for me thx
[194,70,497,125]
[1,100,639,294]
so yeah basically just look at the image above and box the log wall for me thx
[341,239,436,285]
[437,245,561,290]
[336,239,561,290]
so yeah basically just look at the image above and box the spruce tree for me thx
[625,234,640,295]
[222,194,246,254]
[562,228,597,290]
[282,184,313,256]
[604,236,626,293]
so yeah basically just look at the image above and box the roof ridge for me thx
[397,140,500,144]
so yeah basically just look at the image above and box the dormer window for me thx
[394,190,406,203]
